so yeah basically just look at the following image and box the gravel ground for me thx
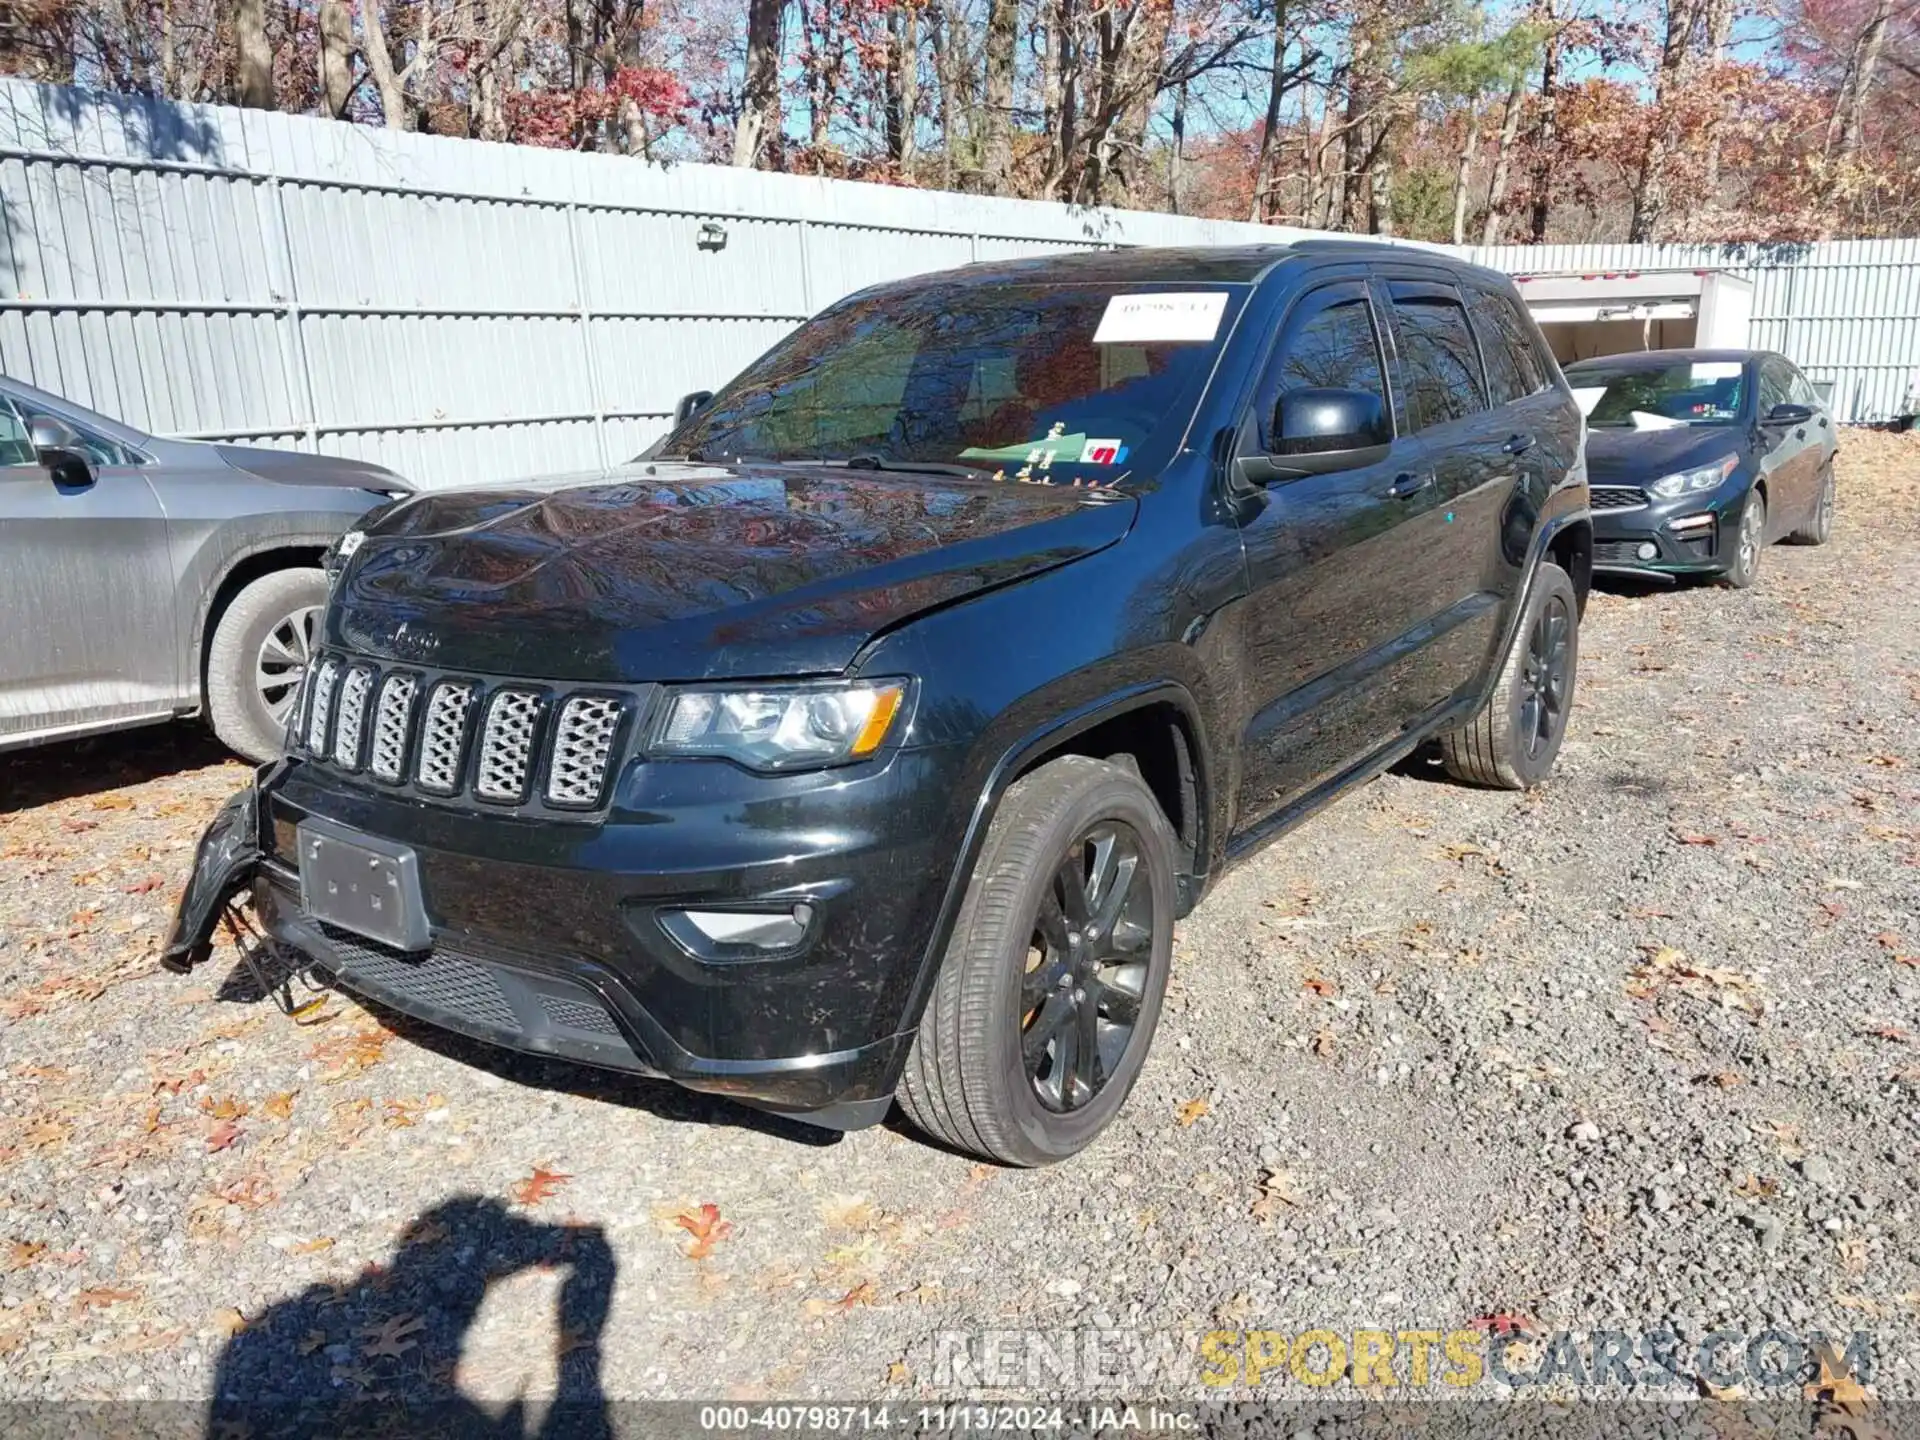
[3,432,1918,1422]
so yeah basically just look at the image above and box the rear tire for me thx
[1786,461,1835,545]
[897,755,1177,1166]
[207,568,328,763]
[1438,561,1578,791]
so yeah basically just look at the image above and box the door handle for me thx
[1502,432,1535,455]
[1795,428,1807,440]
[1385,471,1433,500]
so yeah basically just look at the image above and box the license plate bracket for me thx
[296,818,430,952]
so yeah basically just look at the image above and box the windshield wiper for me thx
[840,453,987,480]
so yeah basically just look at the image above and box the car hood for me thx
[213,443,413,494]
[1583,425,1747,486]
[327,462,1138,681]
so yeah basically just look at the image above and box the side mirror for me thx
[1246,388,1393,480]
[30,415,92,485]
[674,390,714,425]
[1763,402,1813,426]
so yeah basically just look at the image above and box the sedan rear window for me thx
[662,281,1247,485]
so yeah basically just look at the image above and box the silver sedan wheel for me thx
[256,605,320,727]
[1737,503,1762,576]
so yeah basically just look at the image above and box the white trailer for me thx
[1512,268,1756,364]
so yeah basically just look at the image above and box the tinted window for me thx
[1391,291,1487,431]
[1256,291,1389,451]
[665,281,1247,486]
[1468,290,1545,405]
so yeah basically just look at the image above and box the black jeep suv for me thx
[165,243,1592,1166]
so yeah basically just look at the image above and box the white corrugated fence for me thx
[0,78,1912,488]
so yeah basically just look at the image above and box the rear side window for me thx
[1468,290,1546,405]
[1788,368,1818,407]
[1389,287,1487,432]
[1255,288,1390,451]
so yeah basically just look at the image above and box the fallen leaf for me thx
[1875,931,1906,952]
[298,1329,328,1355]
[675,1202,734,1260]
[199,1095,250,1121]
[205,1119,243,1153]
[510,1167,573,1207]
[828,1280,875,1313]
[1804,1344,1872,1415]
[288,1236,335,1256]
[1249,1168,1300,1222]
[261,1092,298,1120]
[1696,1071,1745,1088]
[1467,1312,1537,1337]
[818,1194,878,1230]
[1174,1097,1210,1127]
[72,1286,140,1312]
[217,1174,277,1209]
[1673,831,1719,846]
[885,1359,911,1385]
[123,874,166,895]
[1863,1024,1911,1044]
[2,1240,46,1272]
[1302,975,1337,998]
[90,794,134,812]
[1700,1378,1746,1401]
[211,1307,249,1336]
[359,1312,426,1360]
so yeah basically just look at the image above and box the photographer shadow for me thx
[207,1195,614,1439]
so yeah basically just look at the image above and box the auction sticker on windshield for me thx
[1093,292,1228,344]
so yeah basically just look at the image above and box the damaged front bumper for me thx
[158,768,273,974]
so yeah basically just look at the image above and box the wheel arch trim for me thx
[886,679,1212,1069]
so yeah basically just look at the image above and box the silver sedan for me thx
[0,376,411,763]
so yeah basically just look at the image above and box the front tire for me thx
[206,568,328,763]
[897,755,1177,1166]
[1438,561,1579,790]
[1786,461,1835,545]
[1720,488,1766,588]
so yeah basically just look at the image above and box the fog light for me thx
[1668,513,1715,534]
[1636,542,1659,560]
[665,904,814,954]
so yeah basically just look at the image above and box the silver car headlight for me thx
[1649,453,1738,499]
[651,679,910,771]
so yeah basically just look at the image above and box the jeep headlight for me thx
[1649,453,1738,499]
[651,680,910,771]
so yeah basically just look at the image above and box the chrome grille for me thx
[547,695,624,807]
[369,673,418,782]
[415,681,477,794]
[299,654,641,814]
[475,689,542,802]
[304,658,341,754]
[332,666,374,768]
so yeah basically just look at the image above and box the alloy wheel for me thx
[256,605,321,727]
[1518,594,1572,760]
[1019,822,1157,1113]
[1818,471,1835,536]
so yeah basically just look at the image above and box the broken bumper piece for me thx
[159,770,270,974]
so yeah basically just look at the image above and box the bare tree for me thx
[234,0,274,108]
[317,0,356,118]
[733,0,784,165]
[1481,73,1525,243]
[980,0,1017,191]
[362,0,435,129]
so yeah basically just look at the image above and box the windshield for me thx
[1569,360,1748,428]
[659,281,1247,486]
